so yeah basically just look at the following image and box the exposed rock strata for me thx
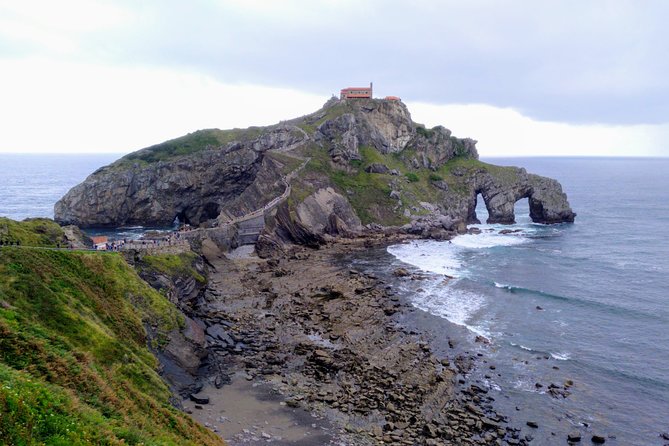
[55,98,575,235]
[296,187,362,235]
[55,125,306,227]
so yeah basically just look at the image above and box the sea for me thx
[1,154,668,445]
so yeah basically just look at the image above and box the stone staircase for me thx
[237,215,265,245]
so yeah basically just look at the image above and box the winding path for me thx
[4,138,313,254]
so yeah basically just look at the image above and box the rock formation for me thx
[55,126,306,227]
[55,97,575,240]
[463,167,576,224]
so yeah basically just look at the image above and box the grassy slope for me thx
[0,221,222,446]
[140,252,206,285]
[296,144,520,226]
[112,127,267,168]
[0,218,67,247]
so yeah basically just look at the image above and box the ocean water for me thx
[382,157,669,445]
[2,154,668,444]
[0,153,120,221]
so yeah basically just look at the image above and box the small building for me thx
[91,236,108,250]
[340,82,373,99]
[384,95,401,101]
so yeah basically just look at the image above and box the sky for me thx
[0,0,667,157]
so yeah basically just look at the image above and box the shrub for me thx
[416,125,434,139]
[405,173,420,183]
[429,173,443,181]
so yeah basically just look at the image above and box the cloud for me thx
[1,0,668,155]
[1,57,665,157]
[0,58,325,153]
[57,0,666,126]
[407,102,669,157]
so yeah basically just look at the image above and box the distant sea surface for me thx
[2,154,668,444]
[0,153,120,221]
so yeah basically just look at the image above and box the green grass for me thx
[0,218,66,247]
[298,145,406,225]
[0,221,223,445]
[114,127,267,167]
[405,173,419,182]
[265,151,304,176]
[415,125,435,139]
[141,252,205,284]
[297,102,352,134]
[293,142,525,226]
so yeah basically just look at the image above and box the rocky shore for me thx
[157,234,540,446]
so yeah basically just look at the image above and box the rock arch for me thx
[466,169,575,225]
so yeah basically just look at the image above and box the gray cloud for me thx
[8,0,669,125]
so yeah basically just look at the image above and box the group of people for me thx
[119,229,190,251]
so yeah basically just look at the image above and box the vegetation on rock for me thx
[114,127,266,167]
[140,252,206,284]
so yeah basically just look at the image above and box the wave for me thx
[451,232,529,249]
[491,281,660,320]
[387,240,463,277]
[387,230,531,277]
[509,342,571,361]
[409,283,490,337]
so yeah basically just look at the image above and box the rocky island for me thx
[2,98,577,445]
[55,97,575,241]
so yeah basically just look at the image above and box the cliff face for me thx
[55,126,307,227]
[55,98,574,236]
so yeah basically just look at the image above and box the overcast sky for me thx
[1,0,667,156]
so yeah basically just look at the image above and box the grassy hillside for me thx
[295,142,513,226]
[0,224,223,445]
[114,127,267,167]
[0,218,67,247]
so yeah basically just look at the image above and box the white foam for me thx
[451,232,528,249]
[494,281,513,289]
[410,283,490,337]
[513,378,538,393]
[387,240,462,277]
[550,352,571,361]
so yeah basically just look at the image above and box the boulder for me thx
[296,187,361,235]
[189,393,210,405]
[591,434,606,444]
[365,163,391,174]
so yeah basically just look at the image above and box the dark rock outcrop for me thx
[55,125,307,228]
[364,163,391,174]
[272,203,324,248]
[314,99,477,164]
